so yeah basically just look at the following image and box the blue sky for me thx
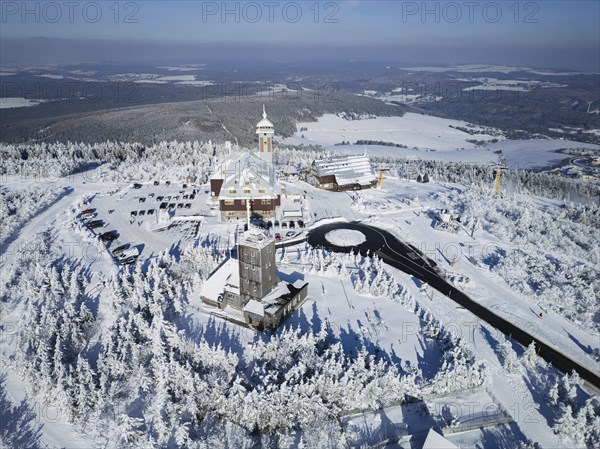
[1,1,599,70]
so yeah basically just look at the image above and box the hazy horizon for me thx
[1,1,599,72]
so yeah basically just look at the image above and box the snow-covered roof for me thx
[422,429,458,449]
[262,280,308,315]
[256,105,274,130]
[238,229,273,250]
[200,259,240,302]
[313,154,377,187]
[211,151,272,180]
[243,299,265,317]
[212,151,279,199]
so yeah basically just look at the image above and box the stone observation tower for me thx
[238,229,278,306]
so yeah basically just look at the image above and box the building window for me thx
[261,199,271,205]
[229,189,237,194]
[258,189,266,193]
[224,200,234,206]
[244,189,251,194]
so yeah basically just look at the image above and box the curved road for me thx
[307,221,600,390]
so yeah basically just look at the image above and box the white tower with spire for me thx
[256,105,274,164]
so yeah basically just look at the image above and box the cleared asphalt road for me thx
[307,221,600,390]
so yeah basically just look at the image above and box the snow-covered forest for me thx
[436,187,600,334]
[0,184,70,248]
[2,139,599,448]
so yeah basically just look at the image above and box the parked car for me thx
[81,208,95,215]
[154,180,160,186]
[138,198,146,203]
[183,194,189,200]
[274,220,280,227]
[131,211,138,217]
[282,222,288,229]
[274,233,282,241]
[139,210,145,216]
[168,203,176,209]
[87,220,104,229]
[189,194,196,200]
[148,193,155,198]
[147,209,155,215]
[177,203,184,209]
[165,195,172,200]
[133,183,143,189]
[118,247,140,261]
[81,211,95,220]
[119,255,138,265]
[266,221,273,229]
[298,219,305,228]
[165,181,171,186]
[156,196,164,201]
[184,203,191,209]
[112,244,130,257]
[99,231,118,242]
[289,221,296,229]
[183,183,188,188]
[159,202,168,209]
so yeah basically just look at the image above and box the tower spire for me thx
[262,104,267,119]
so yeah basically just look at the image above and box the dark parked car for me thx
[139,210,145,216]
[87,220,104,229]
[298,220,305,228]
[177,203,184,209]
[133,183,143,189]
[139,198,146,203]
[184,203,191,209]
[100,231,118,242]
[289,221,296,229]
[168,203,176,209]
[266,221,273,229]
[154,180,160,186]
[131,211,137,217]
[159,202,168,209]
[156,196,164,201]
[147,209,155,215]
[112,244,129,257]
[274,220,280,227]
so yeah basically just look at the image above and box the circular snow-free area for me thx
[325,229,366,247]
